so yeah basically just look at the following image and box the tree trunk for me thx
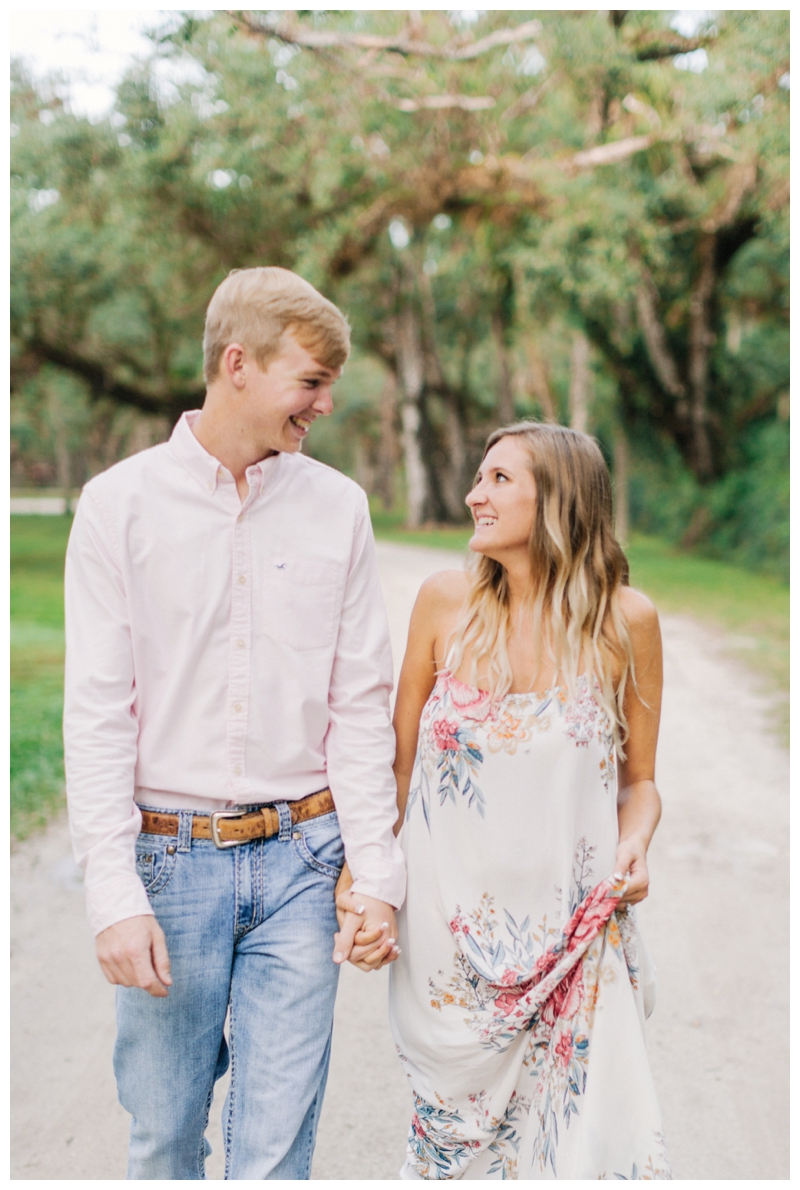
[490,310,516,424]
[438,390,469,521]
[687,234,716,479]
[47,388,72,514]
[613,427,630,547]
[376,369,399,511]
[418,266,468,521]
[634,268,687,401]
[521,335,558,422]
[569,330,591,433]
[395,303,428,528]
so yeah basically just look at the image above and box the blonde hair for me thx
[447,421,636,748]
[203,266,350,383]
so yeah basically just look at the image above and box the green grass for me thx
[10,509,789,841]
[11,516,72,839]
[370,506,789,740]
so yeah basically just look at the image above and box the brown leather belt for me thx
[139,788,335,849]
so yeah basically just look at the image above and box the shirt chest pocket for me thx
[263,558,340,651]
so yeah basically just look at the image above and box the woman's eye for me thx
[496,473,508,482]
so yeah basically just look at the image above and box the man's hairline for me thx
[213,328,345,384]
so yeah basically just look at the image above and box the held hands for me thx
[95,914,172,997]
[612,835,650,907]
[332,865,400,973]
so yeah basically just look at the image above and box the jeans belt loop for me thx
[177,810,193,852]
[276,801,293,842]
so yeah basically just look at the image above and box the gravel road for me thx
[11,540,788,1179]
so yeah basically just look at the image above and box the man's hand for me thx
[333,887,399,973]
[95,914,172,998]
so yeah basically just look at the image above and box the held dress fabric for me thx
[389,672,670,1180]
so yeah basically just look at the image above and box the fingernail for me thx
[381,922,389,930]
[613,872,623,881]
[356,905,365,914]
[333,951,344,963]
[387,938,396,946]
[393,947,401,955]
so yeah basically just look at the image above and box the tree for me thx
[11,11,788,570]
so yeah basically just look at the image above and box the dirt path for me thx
[11,541,788,1179]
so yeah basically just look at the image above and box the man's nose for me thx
[312,386,334,416]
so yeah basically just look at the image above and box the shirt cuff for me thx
[86,873,155,936]
[349,859,407,911]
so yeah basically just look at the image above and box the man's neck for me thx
[191,405,278,499]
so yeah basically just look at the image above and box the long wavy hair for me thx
[446,421,636,749]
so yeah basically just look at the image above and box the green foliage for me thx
[11,517,72,839]
[628,416,789,581]
[10,10,789,572]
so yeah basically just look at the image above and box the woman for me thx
[385,422,669,1179]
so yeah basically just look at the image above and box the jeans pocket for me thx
[135,835,178,895]
[291,812,345,880]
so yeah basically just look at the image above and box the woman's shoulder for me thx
[416,568,469,607]
[618,585,660,640]
[411,569,469,628]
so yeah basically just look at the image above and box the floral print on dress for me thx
[406,672,617,830]
[391,658,669,1180]
[598,1132,672,1180]
[413,877,662,1179]
[407,710,486,823]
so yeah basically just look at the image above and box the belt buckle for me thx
[210,809,250,849]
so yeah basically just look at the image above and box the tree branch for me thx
[225,11,542,60]
[502,72,561,122]
[395,94,496,112]
[701,159,758,232]
[571,134,655,168]
[633,268,686,399]
[25,338,203,417]
[628,31,713,62]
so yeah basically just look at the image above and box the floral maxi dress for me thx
[389,671,671,1180]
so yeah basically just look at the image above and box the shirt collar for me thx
[168,411,282,495]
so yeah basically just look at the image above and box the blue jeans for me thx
[114,803,343,1179]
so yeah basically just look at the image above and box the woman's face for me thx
[465,437,537,562]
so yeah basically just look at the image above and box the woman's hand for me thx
[612,834,650,906]
[333,863,400,972]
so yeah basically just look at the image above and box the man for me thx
[64,267,405,1179]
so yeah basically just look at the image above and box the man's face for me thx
[241,330,342,454]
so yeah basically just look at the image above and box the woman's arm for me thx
[334,570,465,966]
[614,588,664,906]
[393,571,465,829]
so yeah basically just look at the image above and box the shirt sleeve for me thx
[63,487,153,935]
[325,493,407,909]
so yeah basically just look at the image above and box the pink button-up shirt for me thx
[64,412,405,935]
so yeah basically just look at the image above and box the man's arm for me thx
[64,488,170,995]
[324,492,406,965]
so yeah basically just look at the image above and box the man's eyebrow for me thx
[299,369,336,380]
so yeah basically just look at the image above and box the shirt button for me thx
[208,481,214,491]
[234,765,242,776]
[236,639,246,650]
[233,703,242,713]
[237,575,246,585]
